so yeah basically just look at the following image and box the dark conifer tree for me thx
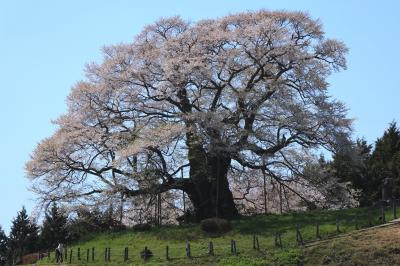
[369,122,400,200]
[8,207,39,264]
[39,203,67,249]
[100,204,122,230]
[331,138,372,205]
[0,225,8,262]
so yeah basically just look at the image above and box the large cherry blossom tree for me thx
[27,10,351,221]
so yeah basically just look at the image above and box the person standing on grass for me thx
[55,243,63,263]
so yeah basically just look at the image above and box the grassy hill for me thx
[303,222,400,265]
[36,204,399,265]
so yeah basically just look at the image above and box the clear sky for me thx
[1,0,399,233]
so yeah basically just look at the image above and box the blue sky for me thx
[1,0,399,233]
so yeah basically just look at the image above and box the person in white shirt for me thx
[55,243,63,263]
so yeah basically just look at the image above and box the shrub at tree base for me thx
[132,223,152,232]
[176,210,198,224]
[200,218,232,234]
[22,253,39,265]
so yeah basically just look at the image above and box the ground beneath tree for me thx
[303,220,400,265]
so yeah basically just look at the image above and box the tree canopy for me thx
[27,10,351,220]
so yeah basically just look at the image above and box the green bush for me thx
[132,223,152,232]
[200,218,232,234]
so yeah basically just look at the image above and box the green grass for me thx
[38,204,400,265]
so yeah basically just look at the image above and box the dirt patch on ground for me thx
[303,223,400,265]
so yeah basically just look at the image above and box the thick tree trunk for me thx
[182,127,238,221]
[184,154,239,221]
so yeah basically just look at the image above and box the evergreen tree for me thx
[8,207,39,264]
[65,207,103,242]
[369,122,400,200]
[39,203,67,250]
[0,225,8,262]
[66,205,123,242]
[331,138,372,205]
[100,204,122,230]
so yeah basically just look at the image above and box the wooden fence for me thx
[38,200,400,264]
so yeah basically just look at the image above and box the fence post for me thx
[368,209,372,227]
[233,240,237,255]
[64,248,67,261]
[208,241,214,256]
[355,214,359,230]
[381,205,386,224]
[296,224,304,246]
[126,247,129,261]
[186,241,191,258]
[316,223,321,239]
[336,217,340,233]
[104,247,107,262]
[256,236,259,250]
[252,235,259,250]
[108,247,111,261]
[92,247,95,262]
[393,200,397,219]
[165,245,169,260]
[86,249,89,262]
[78,247,81,260]
[275,232,283,248]
[69,249,72,264]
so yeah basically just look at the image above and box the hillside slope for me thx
[303,221,400,265]
[35,206,400,265]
